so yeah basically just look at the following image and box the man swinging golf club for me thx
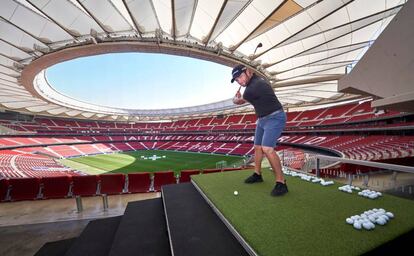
[231,64,288,196]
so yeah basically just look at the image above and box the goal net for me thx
[215,160,227,169]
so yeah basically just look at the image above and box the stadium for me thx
[0,0,413,255]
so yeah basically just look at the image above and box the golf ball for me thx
[386,212,394,218]
[376,217,386,225]
[362,222,373,230]
[234,191,238,196]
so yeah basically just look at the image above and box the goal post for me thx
[215,160,227,170]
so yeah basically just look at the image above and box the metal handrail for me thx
[314,155,414,176]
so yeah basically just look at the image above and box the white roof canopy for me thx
[0,0,406,121]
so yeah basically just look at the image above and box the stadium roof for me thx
[0,0,406,121]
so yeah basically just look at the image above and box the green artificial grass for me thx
[192,169,414,256]
[60,150,244,174]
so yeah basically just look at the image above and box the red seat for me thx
[202,168,221,174]
[99,173,125,195]
[72,175,98,196]
[179,170,201,183]
[153,171,176,192]
[128,172,151,193]
[9,178,41,201]
[0,179,9,201]
[42,176,71,199]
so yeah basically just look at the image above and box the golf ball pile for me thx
[338,185,361,193]
[358,189,382,199]
[346,208,394,230]
[283,170,315,182]
[313,178,334,186]
[283,170,334,186]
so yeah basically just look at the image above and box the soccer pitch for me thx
[60,150,245,175]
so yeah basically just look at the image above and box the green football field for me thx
[59,150,245,175]
[192,169,414,256]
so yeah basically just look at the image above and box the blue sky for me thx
[46,53,238,109]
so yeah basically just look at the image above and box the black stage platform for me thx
[35,183,250,256]
[35,182,412,256]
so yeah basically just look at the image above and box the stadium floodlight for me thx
[90,29,100,44]
[155,29,163,44]
[250,59,262,68]
[33,44,50,54]
[12,62,25,72]
[90,37,98,45]
[215,42,223,55]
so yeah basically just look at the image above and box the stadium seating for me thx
[2,100,406,135]
[8,178,41,201]
[99,173,126,195]
[127,172,151,193]
[0,150,79,179]
[71,175,98,197]
[295,108,324,122]
[0,98,412,202]
[153,171,176,192]
[196,117,213,126]
[240,113,256,124]
[179,170,201,183]
[224,114,244,124]
[41,176,71,199]
[210,116,226,125]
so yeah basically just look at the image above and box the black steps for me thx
[64,216,121,256]
[35,184,249,256]
[162,183,249,256]
[108,198,170,256]
[34,237,76,256]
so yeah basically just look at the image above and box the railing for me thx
[315,155,414,175]
[314,155,414,198]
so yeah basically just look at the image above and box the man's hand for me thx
[235,90,241,98]
[233,91,246,105]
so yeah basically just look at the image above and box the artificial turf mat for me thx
[61,150,244,174]
[192,169,414,256]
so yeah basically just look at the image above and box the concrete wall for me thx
[338,1,414,112]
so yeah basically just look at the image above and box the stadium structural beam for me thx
[338,0,414,113]
[271,74,343,88]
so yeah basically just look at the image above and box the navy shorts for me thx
[254,110,286,148]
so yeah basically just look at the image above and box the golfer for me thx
[231,64,288,196]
